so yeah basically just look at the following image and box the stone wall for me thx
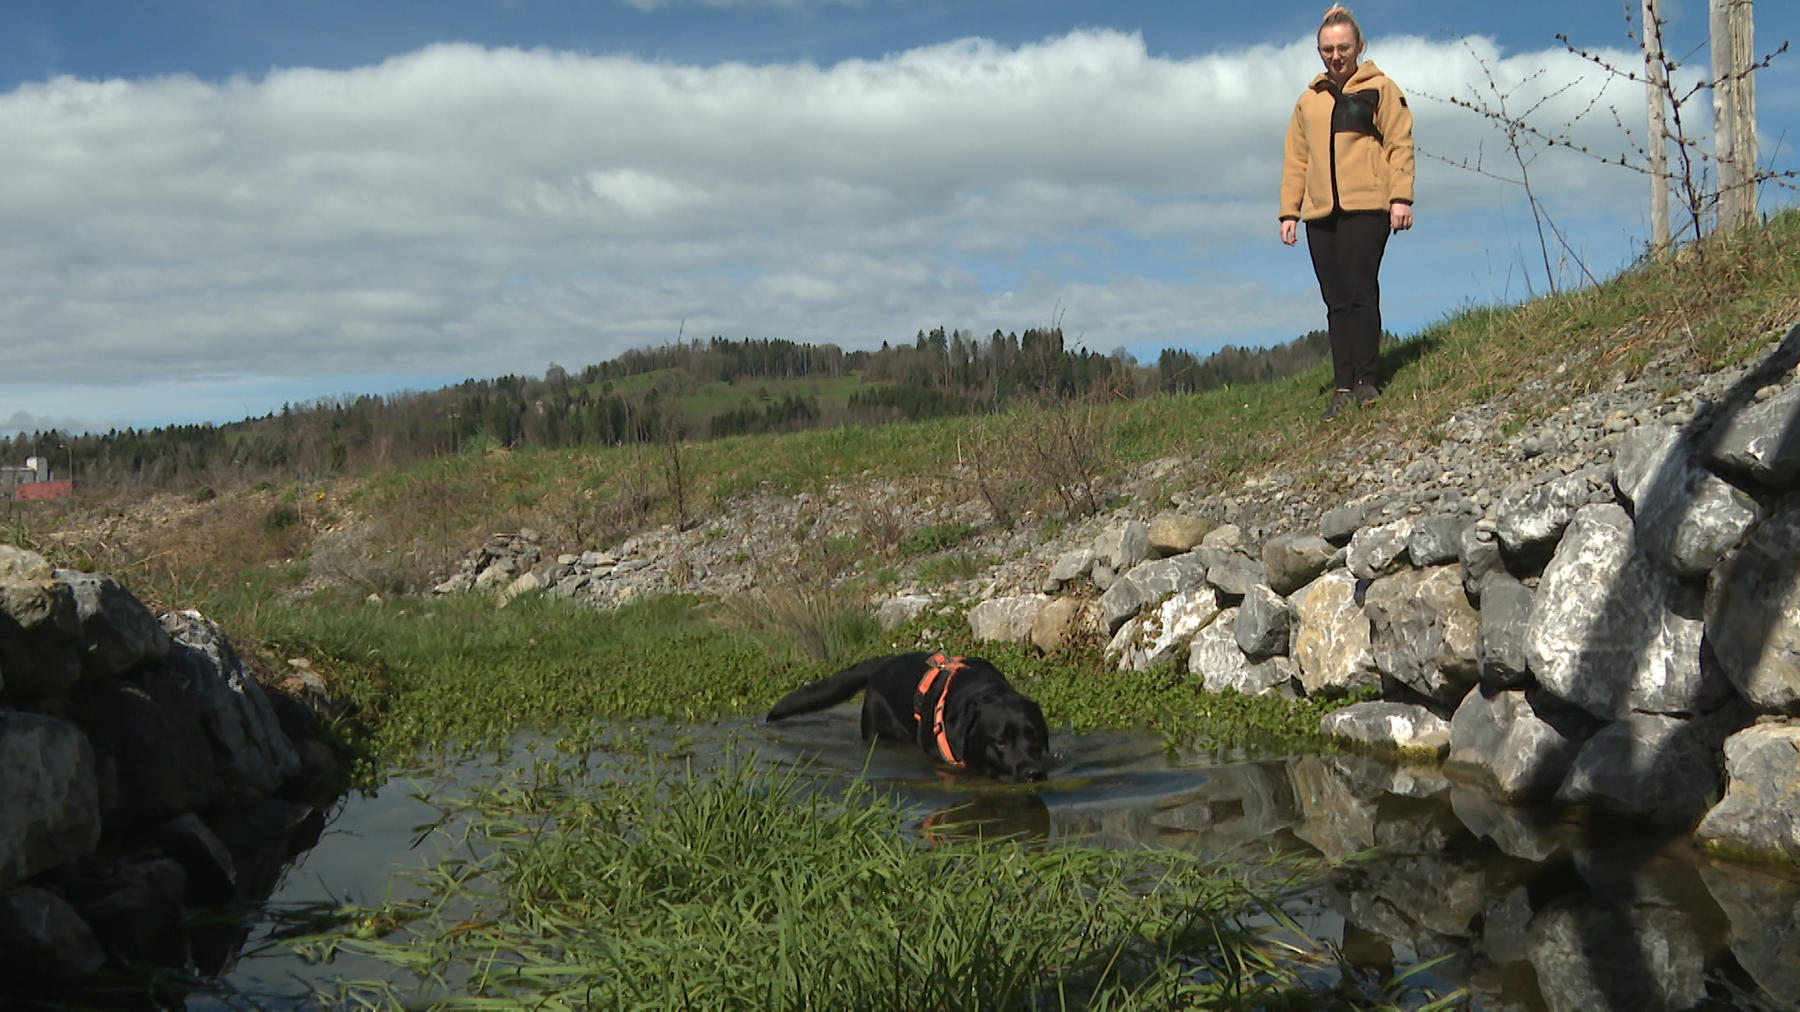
[0,546,337,987]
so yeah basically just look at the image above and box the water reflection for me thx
[185,707,1800,1010]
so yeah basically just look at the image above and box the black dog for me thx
[766,652,1050,783]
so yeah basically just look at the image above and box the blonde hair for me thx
[1319,4,1364,47]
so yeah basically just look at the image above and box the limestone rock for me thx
[0,546,54,582]
[155,813,237,907]
[1697,859,1800,1004]
[1289,753,1378,861]
[0,569,82,699]
[1705,382,1800,488]
[1555,713,1724,825]
[1616,424,1760,577]
[54,570,171,680]
[1288,570,1379,697]
[1495,472,1591,558]
[0,712,101,890]
[1262,533,1336,596]
[1446,688,1588,801]
[1694,722,1800,866]
[1099,556,1208,633]
[71,674,219,825]
[1092,521,1150,572]
[1041,547,1095,592]
[1132,589,1221,668]
[0,885,106,981]
[1320,701,1451,760]
[968,595,1046,643]
[875,594,934,631]
[1147,513,1216,558]
[1407,514,1471,568]
[1234,584,1292,659]
[1030,597,1097,654]
[1525,504,1719,720]
[1199,523,1245,552]
[1458,523,1506,601]
[1196,549,1266,598]
[1476,574,1534,688]
[1346,520,1412,580]
[497,569,545,606]
[1363,565,1480,707]
[1449,784,1560,862]
[1190,607,1297,697]
[1705,499,1800,712]
[1319,503,1367,546]
[161,611,301,797]
[66,857,189,969]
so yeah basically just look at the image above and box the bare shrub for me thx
[715,586,879,667]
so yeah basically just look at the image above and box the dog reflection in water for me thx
[920,791,1052,844]
[766,652,1051,783]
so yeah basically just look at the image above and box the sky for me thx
[2,0,1796,434]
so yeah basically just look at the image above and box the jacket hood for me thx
[1310,60,1388,91]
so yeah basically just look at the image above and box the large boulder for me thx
[55,570,172,680]
[1040,548,1095,592]
[161,611,301,798]
[1098,556,1208,634]
[0,548,82,699]
[0,885,106,982]
[1092,521,1150,572]
[1319,503,1367,546]
[1288,570,1379,697]
[1555,713,1724,825]
[1476,574,1535,688]
[1346,520,1412,580]
[1262,533,1335,596]
[70,673,219,826]
[65,857,190,969]
[968,595,1046,643]
[1234,584,1292,659]
[1363,565,1480,707]
[1147,513,1216,558]
[1120,589,1220,669]
[0,712,101,890]
[1705,381,1800,488]
[875,594,934,631]
[1705,499,1800,712]
[1445,688,1589,801]
[1195,549,1266,598]
[1457,523,1506,600]
[1524,505,1721,720]
[1694,722,1800,866]
[1030,597,1096,654]
[1189,607,1297,697]
[1614,424,1760,578]
[1320,701,1451,760]
[1407,514,1471,568]
[1495,471,1595,559]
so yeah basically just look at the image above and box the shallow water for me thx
[191,705,1798,1010]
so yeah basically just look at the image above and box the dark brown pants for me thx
[1306,211,1389,391]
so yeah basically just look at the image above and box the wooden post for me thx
[1644,0,1671,253]
[1709,0,1739,229]
[1731,0,1758,224]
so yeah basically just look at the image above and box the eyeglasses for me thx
[1318,44,1357,56]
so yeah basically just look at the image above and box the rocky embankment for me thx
[0,546,339,988]
[445,323,1800,871]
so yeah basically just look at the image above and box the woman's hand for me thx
[1280,219,1298,246]
[1390,202,1413,232]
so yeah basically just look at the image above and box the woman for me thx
[1279,5,1414,420]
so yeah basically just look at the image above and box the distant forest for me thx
[6,327,1331,493]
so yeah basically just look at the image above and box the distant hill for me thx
[5,327,1332,495]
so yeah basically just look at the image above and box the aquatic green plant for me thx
[294,755,1466,1010]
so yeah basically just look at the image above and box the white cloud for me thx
[0,29,1656,425]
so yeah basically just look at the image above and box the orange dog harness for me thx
[913,653,968,767]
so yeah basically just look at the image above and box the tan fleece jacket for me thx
[1278,61,1415,222]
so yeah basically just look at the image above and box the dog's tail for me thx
[766,656,884,721]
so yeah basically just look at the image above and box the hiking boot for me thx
[1320,389,1354,420]
[1353,382,1380,407]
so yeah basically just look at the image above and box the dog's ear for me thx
[946,701,981,766]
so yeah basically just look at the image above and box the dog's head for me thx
[958,692,1050,783]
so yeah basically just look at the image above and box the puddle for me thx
[166,706,1800,1009]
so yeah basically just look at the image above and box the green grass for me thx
[291,755,1463,1011]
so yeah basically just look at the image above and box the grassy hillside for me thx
[8,211,1798,757]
